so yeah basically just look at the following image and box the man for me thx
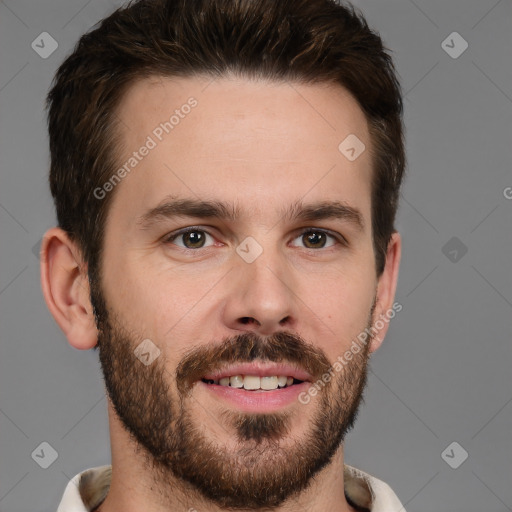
[41,0,406,510]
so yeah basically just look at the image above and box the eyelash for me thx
[163,226,347,250]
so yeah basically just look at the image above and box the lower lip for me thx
[198,380,311,413]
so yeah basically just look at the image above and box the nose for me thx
[221,246,298,336]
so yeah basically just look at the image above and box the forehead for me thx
[108,75,373,230]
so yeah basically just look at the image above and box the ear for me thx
[368,231,401,354]
[40,227,98,350]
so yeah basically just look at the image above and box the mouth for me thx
[196,362,313,411]
[201,375,305,391]
[200,362,312,389]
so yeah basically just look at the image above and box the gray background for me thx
[0,0,511,510]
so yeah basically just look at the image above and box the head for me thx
[41,0,404,509]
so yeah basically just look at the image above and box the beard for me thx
[90,275,374,509]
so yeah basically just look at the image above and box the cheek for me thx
[124,266,216,346]
[308,267,375,354]
[100,257,172,335]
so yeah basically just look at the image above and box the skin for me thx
[41,75,401,512]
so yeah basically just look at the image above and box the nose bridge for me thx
[224,236,297,333]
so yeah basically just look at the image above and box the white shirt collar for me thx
[57,464,405,512]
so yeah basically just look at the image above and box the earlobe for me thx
[40,227,98,350]
[369,231,402,354]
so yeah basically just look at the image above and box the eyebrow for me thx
[136,195,365,232]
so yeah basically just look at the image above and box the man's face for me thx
[92,76,379,508]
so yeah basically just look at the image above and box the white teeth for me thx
[260,376,278,390]
[229,375,244,388]
[212,374,298,390]
[243,375,260,390]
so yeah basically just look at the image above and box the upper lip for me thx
[202,362,313,382]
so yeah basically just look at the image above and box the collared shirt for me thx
[56,464,405,512]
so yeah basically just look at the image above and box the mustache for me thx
[176,331,332,395]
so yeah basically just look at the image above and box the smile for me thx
[201,375,304,391]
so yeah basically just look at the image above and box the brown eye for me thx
[303,231,327,248]
[182,231,206,248]
[292,229,338,249]
[166,229,215,249]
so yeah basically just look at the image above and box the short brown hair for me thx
[47,0,405,288]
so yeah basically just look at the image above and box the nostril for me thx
[240,317,258,325]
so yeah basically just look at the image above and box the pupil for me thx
[184,231,204,248]
[305,232,325,248]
